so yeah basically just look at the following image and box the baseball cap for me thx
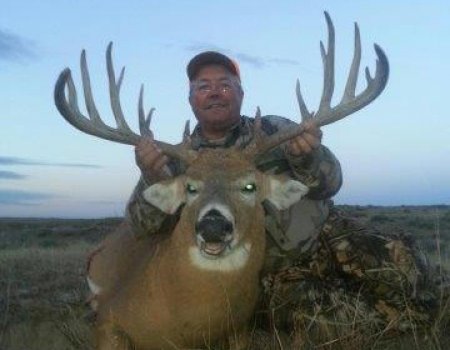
[187,51,240,81]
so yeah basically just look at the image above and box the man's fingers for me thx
[143,149,163,169]
[136,137,157,154]
[288,129,322,156]
[302,132,321,149]
[152,155,169,173]
[304,121,323,139]
[139,144,159,160]
[135,137,164,168]
[298,137,313,154]
[289,137,311,155]
[288,139,303,155]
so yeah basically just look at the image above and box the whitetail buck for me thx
[54,12,388,350]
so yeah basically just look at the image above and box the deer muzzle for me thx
[195,208,234,257]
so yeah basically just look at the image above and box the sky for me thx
[1,0,449,218]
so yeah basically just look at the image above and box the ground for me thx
[0,206,449,349]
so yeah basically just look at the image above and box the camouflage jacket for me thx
[126,115,342,269]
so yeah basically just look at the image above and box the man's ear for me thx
[264,175,309,210]
[238,86,244,105]
[143,177,186,214]
[188,85,194,105]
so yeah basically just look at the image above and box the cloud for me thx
[185,43,225,53]
[0,29,36,62]
[233,52,265,68]
[0,189,55,205]
[268,58,300,66]
[184,43,299,69]
[0,156,101,168]
[0,170,27,180]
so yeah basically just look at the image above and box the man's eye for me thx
[186,184,198,194]
[196,84,211,92]
[220,83,232,91]
[241,183,256,193]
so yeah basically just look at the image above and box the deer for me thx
[54,12,388,350]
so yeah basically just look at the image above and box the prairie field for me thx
[0,206,449,350]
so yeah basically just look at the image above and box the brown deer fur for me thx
[87,149,307,349]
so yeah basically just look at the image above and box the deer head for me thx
[142,140,308,264]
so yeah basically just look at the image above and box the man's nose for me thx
[207,84,225,96]
[207,89,221,98]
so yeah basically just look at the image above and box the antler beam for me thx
[255,11,389,156]
[54,42,196,164]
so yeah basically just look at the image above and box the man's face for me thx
[189,64,244,139]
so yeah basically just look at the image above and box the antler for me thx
[254,11,389,156]
[54,42,196,164]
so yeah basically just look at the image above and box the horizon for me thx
[1,1,449,218]
[2,203,449,220]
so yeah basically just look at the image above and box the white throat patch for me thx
[189,242,252,272]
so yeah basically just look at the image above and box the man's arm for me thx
[285,144,342,199]
[262,116,342,200]
[125,138,177,238]
[125,176,176,238]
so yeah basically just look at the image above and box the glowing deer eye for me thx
[186,184,198,194]
[241,183,256,193]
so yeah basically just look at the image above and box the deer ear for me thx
[265,175,309,210]
[142,177,186,214]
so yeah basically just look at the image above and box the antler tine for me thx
[296,79,313,122]
[242,106,265,157]
[254,106,262,128]
[341,22,361,103]
[106,42,134,134]
[183,120,191,142]
[317,11,335,116]
[138,85,154,138]
[80,50,106,127]
[138,84,196,165]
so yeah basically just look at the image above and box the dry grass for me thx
[0,207,449,349]
[0,244,94,349]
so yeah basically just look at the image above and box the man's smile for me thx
[206,103,227,110]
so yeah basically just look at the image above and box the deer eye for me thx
[186,184,198,194]
[241,183,257,193]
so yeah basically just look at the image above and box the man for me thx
[126,51,342,274]
[126,52,443,345]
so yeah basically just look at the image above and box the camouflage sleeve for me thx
[125,160,182,239]
[285,145,342,200]
[124,176,171,239]
[260,115,342,200]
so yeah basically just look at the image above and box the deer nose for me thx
[195,209,233,243]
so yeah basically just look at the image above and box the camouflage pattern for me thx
[126,115,342,252]
[259,206,449,347]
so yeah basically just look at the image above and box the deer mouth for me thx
[200,240,232,257]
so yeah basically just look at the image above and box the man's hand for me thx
[286,120,323,157]
[135,137,170,182]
